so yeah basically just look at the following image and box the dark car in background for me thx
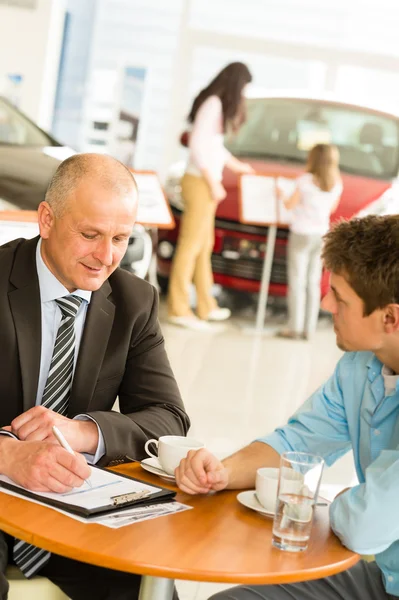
[0,96,151,277]
[157,94,399,297]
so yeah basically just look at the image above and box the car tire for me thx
[157,274,169,295]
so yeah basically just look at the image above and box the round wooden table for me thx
[0,463,359,600]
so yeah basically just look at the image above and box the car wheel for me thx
[157,274,169,295]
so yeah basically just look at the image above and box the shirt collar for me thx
[36,239,92,304]
[366,354,383,383]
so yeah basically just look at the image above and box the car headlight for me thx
[164,160,186,211]
[158,241,174,259]
[164,176,184,211]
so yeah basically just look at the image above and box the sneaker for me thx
[276,329,304,340]
[207,308,231,321]
[167,315,213,331]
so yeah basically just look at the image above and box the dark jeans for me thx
[209,561,396,600]
[1,531,178,600]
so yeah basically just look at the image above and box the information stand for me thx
[238,173,296,333]
[130,170,175,230]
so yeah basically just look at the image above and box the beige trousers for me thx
[168,174,218,320]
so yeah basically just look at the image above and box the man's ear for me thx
[37,202,55,239]
[383,304,399,333]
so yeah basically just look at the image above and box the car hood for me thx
[219,159,393,222]
[0,146,75,210]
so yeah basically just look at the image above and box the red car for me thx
[157,94,399,297]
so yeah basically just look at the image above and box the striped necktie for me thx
[13,294,83,578]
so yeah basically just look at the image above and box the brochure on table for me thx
[239,173,296,226]
[0,481,191,529]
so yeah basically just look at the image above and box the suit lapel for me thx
[8,237,42,412]
[68,280,115,416]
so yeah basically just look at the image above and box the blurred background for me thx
[1,0,399,172]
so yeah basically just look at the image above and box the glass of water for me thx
[272,451,324,552]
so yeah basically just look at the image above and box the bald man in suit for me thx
[0,154,189,599]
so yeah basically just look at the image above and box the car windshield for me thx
[225,98,399,179]
[0,97,55,147]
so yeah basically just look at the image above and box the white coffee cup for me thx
[144,435,204,475]
[255,467,279,512]
[256,466,305,512]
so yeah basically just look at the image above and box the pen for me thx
[52,425,92,488]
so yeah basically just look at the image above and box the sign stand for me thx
[129,170,175,230]
[254,223,278,333]
[238,173,296,335]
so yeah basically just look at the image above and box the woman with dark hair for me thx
[168,62,254,330]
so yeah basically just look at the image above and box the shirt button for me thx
[388,576,394,582]
[374,429,381,435]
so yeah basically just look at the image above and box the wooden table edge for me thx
[0,507,360,584]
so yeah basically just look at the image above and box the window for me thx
[93,121,109,131]
[226,98,399,179]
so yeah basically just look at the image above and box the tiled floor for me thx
[158,297,357,600]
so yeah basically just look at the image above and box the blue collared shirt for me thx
[258,351,399,596]
[35,239,105,464]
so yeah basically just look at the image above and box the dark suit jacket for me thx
[0,237,190,466]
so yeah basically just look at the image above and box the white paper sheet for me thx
[0,467,161,511]
[0,486,191,529]
[276,177,297,225]
[240,174,277,225]
[133,173,173,227]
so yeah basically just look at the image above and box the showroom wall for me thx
[0,0,66,129]
[53,0,184,166]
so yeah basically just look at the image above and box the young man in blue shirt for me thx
[175,215,399,600]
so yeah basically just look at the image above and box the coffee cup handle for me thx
[144,439,159,459]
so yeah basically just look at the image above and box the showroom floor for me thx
[157,298,358,600]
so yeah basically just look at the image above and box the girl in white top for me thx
[278,144,343,339]
[168,62,254,330]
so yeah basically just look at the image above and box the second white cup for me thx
[255,467,279,512]
[144,435,204,475]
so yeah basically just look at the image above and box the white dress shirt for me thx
[290,173,343,236]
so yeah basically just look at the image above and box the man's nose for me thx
[94,239,113,266]
[321,289,336,314]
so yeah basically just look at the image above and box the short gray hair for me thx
[45,153,137,217]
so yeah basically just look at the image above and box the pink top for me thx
[290,173,343,236]
[186,95,232,182]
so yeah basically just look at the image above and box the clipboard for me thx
[0,466,176,519]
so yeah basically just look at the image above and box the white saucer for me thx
[237,490,275,517]
[140,457,176,482]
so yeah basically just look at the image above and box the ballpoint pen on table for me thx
[52,425,92,488]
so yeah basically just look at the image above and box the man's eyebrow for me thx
[331,285,343,301]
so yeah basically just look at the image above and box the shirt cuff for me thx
[73,415,106,464]
[0,430,18,440]
[254,431,292,456]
